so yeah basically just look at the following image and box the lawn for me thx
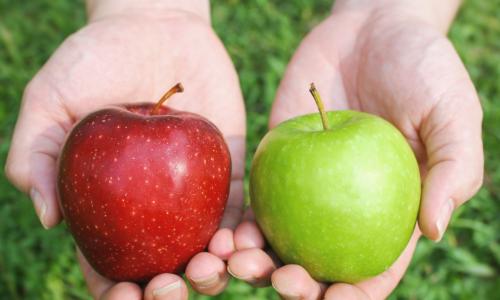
[0,0,499,299]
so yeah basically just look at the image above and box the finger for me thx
[207,178,239,259]
[271,265,326,300]
[208,228,235,260]
[242,208,255,221]
[419,95,483,241]
[234,221,265,250]
[227,248,276,287]
[219,136,245,229]
[4,78,71,228]
[325,283,369,300]
[100,282,142,300]
[185,252,229,296]
[324,228,421,300]
[208,136,245,259]
[144,274,188,300]
[76,248,114,299]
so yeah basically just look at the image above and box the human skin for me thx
[227,0,484,299]
[5,0,247,299]
[5,0,484,299]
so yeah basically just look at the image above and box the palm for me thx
[273,8,482,233]
[38,13,244,146]
[9,12,245,299]
[232,9,482,300]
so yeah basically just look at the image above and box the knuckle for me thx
[469,153,485,195]
[4,158,15,182]
[471,169,484,194]
[459,161,484,206]
[4,155,24,189]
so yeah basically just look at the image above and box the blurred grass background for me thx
[0,0,499,299]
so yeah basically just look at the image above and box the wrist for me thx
[332,0,461,33]
[86,0,210,23]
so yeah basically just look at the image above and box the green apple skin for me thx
[250,110,421,283]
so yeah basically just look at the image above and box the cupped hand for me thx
[229,1,483,299]
[5,6,246,300]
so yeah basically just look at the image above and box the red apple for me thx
[57,83,231,282]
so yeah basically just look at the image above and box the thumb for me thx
[418,95,483,241]
[5,77,72,229]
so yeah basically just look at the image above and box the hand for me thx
[5,1,246,299]
[228,1,483,299]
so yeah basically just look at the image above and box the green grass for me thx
[1,0,499,299]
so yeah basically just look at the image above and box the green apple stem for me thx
[151,83,184,115]
[309,83,330,130]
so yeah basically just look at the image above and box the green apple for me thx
[250,84,420,283]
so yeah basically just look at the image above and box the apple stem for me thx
[309,83,330,130]
[151,83,184,115]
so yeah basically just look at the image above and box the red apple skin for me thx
[57,103,231,283]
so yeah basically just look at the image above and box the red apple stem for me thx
[309,83,330,130]
[151,83,184,115]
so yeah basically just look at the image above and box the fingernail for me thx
[190,272,220,288]
[30,188,48,229]
[152,280,181,299]
[271,279,300,300]
[436,198,454,242]
[227,266,256,282]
